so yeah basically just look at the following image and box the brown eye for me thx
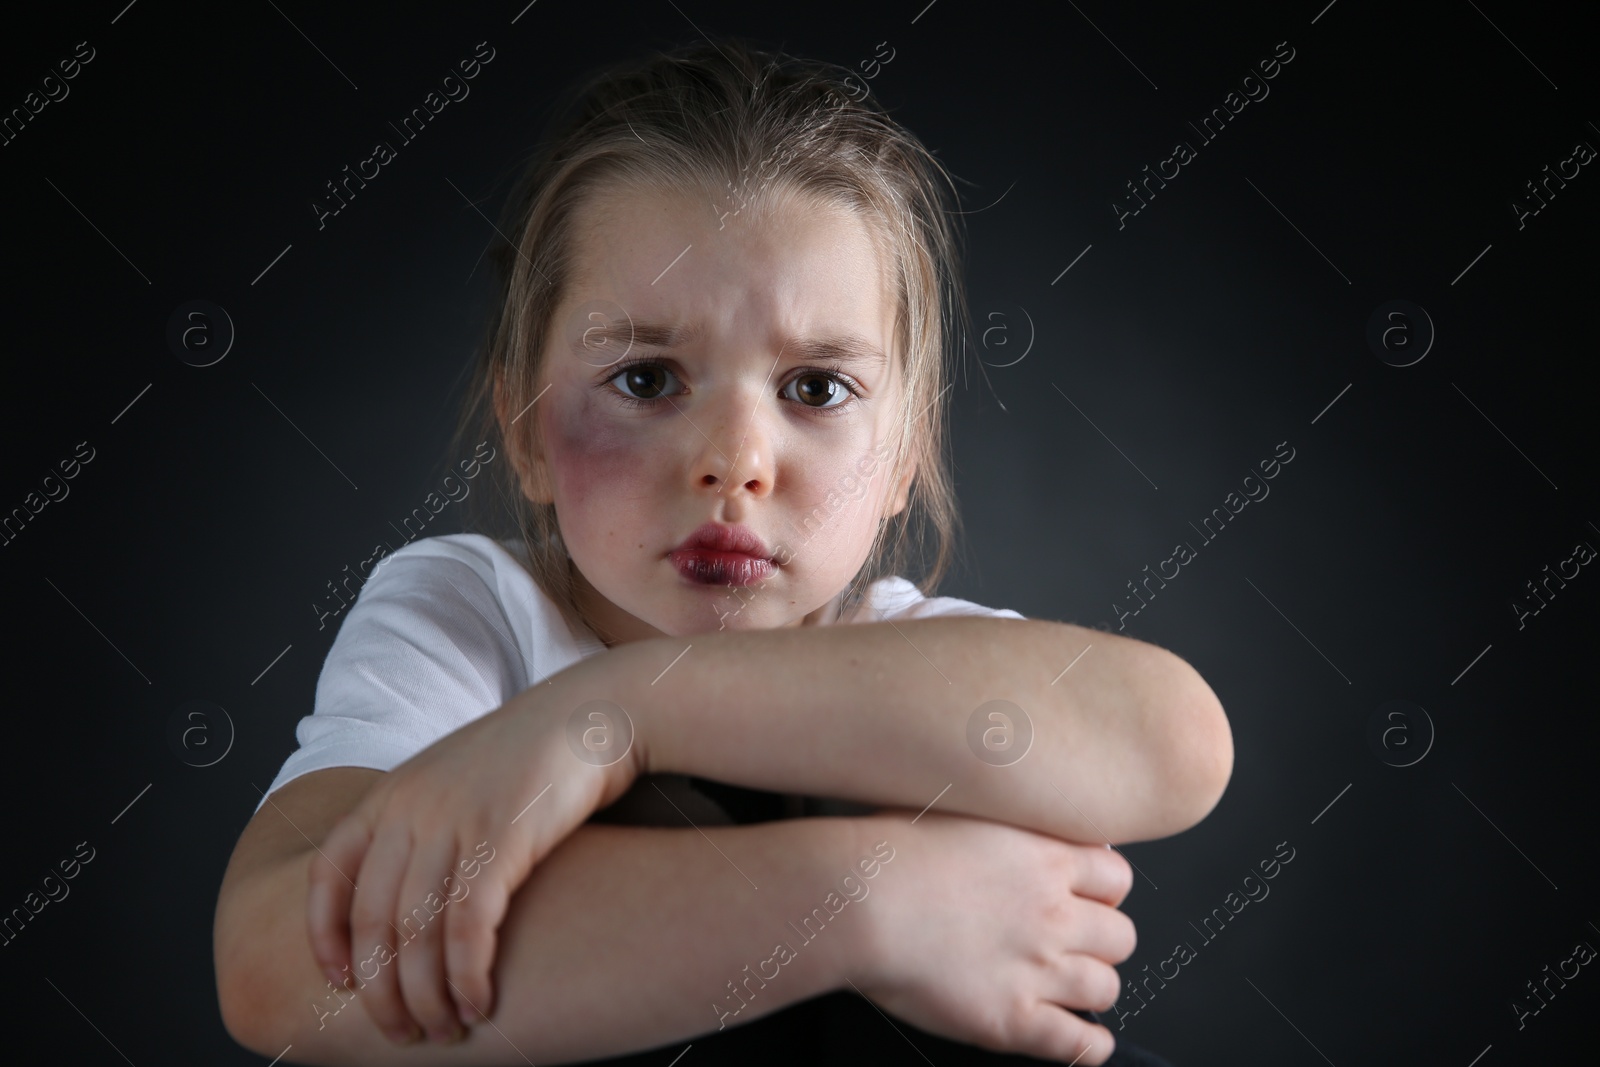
[608,362,681,401]
[784,372,849,409]
[626,368,666,398]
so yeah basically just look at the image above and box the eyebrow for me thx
[577,318,889,369]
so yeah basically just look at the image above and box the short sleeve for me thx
[254,540,530,813]
[851,575,1027,622]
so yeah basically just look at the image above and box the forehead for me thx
[564,181,901,364]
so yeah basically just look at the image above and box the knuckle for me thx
[449,963,485,999]
[452,975,490,1021]
[350,930,388,964]
[1098,1023,1119,1062]
[403,907,443,945]
[445,918,484,952]
[327,811,369,851]
[410,998,455,1034]
[309,941,338,971]
[1049,1015,1098,1066]
[449,885,488,919]
[1080,1022,1115,1066]
[1043,838,1079,877]
[1097,965,1122,1011]
[317,815,350,850]
[1108,851,1134,892]
[988,994,1032,1050]
[363,987,410,1034]
[405,924,440,952]
[1066,957,1118,1012]
[1117,912,1138,961]
[399,966,453,1031]
[349,896,388,929]
[1035,884,1068,927]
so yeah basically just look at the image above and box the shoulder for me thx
[845,575,1027,622]
[348,531,600,665]
[362,529,584,638]
[325,532,551,666]
[367,531,528,589]
[359,532,555,619]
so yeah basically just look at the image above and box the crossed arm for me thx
[634,616,1231,844]
[214,616,1232,1064]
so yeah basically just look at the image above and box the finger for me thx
[1063,900,1138,966]
[443,860,511,1026]
[1068,844,1135,908]
[394,836,465,1043]
[1012,999,1118,1066]
[307,812,371,988]
[350,821,421,1045]
[1047,952,1123,1015]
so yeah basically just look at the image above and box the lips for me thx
[669,522,777,586]
[674,522,772,558]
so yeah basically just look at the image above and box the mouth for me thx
[669,522,777,586]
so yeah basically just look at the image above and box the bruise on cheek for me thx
[546,389,652,509]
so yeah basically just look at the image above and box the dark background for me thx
[2,0,1595,1064]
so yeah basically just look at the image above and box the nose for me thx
[690,391,776,497]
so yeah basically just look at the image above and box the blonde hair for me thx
[450,36,974,632]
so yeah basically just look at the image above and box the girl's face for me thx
[509,183,916,644]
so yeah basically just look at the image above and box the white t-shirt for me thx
[257,532,1025,814]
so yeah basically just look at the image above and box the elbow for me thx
[1153,652,1234,835]
[214,879,374,1067]
[214,885,309,1062]
[216,947,323,1064]
[215,936,269,1057]
[215,903,281,1059]
[1187,675,1234,824]
[218,987,268,1059]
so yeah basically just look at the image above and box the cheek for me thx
[785,442,888,550]
[544,394,658,522]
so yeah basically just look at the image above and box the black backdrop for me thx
[2,1,1595,1064]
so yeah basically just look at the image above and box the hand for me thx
[849,809,1137,1065]
[305,677,641,1045]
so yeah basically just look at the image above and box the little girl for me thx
[214,38,1230,1067]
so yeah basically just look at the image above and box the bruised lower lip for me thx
[669,550,776,586]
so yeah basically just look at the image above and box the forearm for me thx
[233,815,874,1065]
[590,617,1232,844]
